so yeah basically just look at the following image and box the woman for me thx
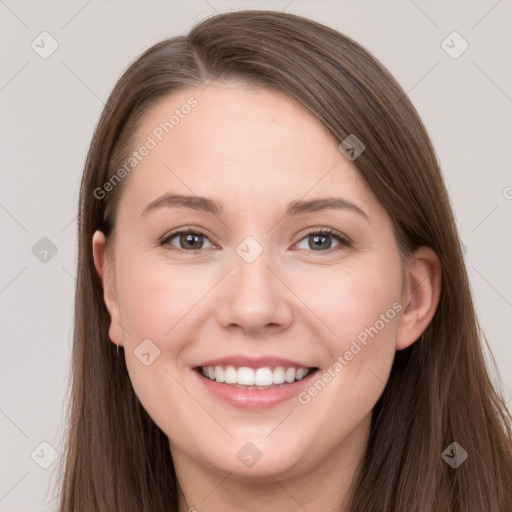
[57,10,512,511]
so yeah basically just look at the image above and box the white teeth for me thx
[224,365,237,384]
[272,366,285,384]
[254,368,273,386]
[200,365,312,386]
[237,367,254,385]
[285,367,296,383]
[296,368,307,380]
[214,366,225,383]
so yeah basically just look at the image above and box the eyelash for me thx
[159,226,352,256]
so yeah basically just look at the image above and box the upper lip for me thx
[195,355,317,370]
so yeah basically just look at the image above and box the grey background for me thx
[1,1,511,510]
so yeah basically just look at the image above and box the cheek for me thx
[289,257,403,353]
[290,270,401,449]
[114,252,204,341]
[114,256,207,436]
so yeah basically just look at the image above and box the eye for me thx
[160,227,351,254]
[160,229,215,253]
[294,228,351,253]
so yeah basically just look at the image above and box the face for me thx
[94,82,412,481]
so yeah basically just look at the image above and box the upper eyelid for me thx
[161,227,217,245]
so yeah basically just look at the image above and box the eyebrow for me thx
[140,194,369,219]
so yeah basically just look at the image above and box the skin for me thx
[93,82,441,512]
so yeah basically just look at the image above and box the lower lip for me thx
[195,369,318,410]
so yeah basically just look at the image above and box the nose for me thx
[216,249,293,335]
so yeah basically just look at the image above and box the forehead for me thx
[117,82,382,222]
[135,82,334,161]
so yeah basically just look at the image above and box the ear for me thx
[92,230,124,347]
[396,246,441,350]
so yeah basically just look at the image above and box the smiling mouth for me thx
[195,365,319,390]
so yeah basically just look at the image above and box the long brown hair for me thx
[56,10,512,511]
